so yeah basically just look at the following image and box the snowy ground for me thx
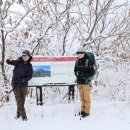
[0,99,130,130]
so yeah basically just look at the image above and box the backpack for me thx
[86,52,97,78]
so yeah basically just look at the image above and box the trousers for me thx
[78,84,91,114]
[13,86,28,117]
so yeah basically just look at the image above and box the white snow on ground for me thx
[0,100,130,130]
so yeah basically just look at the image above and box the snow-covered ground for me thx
[0,99,130,130]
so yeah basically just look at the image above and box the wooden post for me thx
[68,85,75,102]
[36,86,43,105]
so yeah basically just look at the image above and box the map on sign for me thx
[28,56,77,86]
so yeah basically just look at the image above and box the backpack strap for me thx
[86,52,97,77]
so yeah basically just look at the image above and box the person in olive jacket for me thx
[74,47,95,118]
[6,50,33,121]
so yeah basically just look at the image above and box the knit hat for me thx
[76,47,86,53]
[22,50,31,56]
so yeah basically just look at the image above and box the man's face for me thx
[76,52,85,59]
[22,55,30,61]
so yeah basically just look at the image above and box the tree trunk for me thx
[0,30,7,83]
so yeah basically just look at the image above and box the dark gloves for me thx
[21,78,26,84]
[75,66,89,72]
[17,78,27,85]
[76,65,95,75]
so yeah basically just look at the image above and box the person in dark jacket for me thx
[6,50,33,121]
[74,47,95,118]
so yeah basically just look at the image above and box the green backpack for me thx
[86,52,97,80]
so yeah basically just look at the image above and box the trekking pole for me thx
[59,85,77,103]
[74,85,80,116]
[0,88,13,108]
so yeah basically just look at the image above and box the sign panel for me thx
[28,56,77,86]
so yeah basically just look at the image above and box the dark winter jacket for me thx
[74,53,95,84]
[6,57,33,87]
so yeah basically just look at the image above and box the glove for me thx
[75,66,89,72]
[76,71,84,79]
[17,78,26,85]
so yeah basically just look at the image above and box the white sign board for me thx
[28,56,77,86]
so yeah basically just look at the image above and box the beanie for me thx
[76,47,86,53]
[22,50,31,56]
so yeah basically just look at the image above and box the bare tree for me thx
[0,0,15,83]
[0,0,42,85]
[74,0,130,57]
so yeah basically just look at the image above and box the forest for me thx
[0,0,130,102]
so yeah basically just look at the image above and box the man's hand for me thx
[76,66,89,72]
[8,55,15,61]
[17,78,27,86]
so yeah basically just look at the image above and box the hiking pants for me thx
[78,84,91,114]
[13,86,28,117]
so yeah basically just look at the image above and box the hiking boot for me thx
[81,112,89,118]
[22,115,28,121]
[81,111,85,115]
[79,111,85,116]
[15,113,20,119]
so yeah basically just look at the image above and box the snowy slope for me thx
[0,100,130,130]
